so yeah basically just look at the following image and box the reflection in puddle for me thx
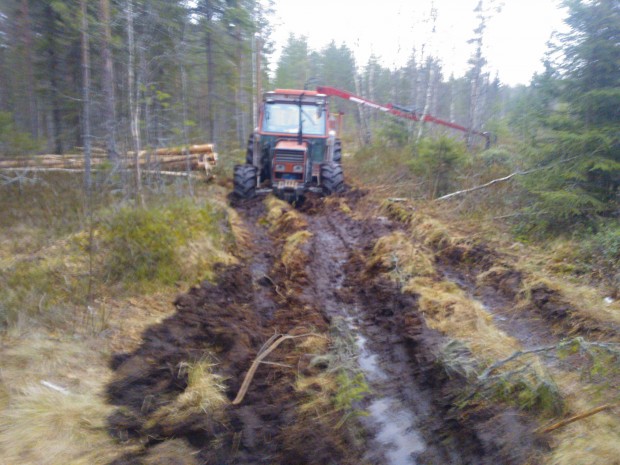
[368,398,426,465]
[356,334,388,381]
[346,317,426,465]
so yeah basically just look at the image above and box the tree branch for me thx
[435,156,581,202]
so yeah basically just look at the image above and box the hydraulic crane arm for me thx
[316,85,490,148]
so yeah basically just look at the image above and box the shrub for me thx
[408,136,469,199]
[100,199,230,288]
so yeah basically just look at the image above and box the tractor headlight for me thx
[275,164,285,171]
[293,165,303,172]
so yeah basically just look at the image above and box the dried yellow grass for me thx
[227,207,252,250]
[548,393,620,465]
[404,277,520,360]
[324,197,353,216]
[142,439,200,465]
[296,373,338,417]
[410,217,454,249]
[0,384,128,465]
[519,275,620,330]
[264,195,308,234]
[146,360,227,429]
[296,334,330,354]
[178,232,238,282]
[281,230,313,279]
[368,231,435,281]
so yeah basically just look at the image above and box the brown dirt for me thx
[105,190,548,465]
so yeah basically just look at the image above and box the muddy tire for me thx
[320,161,345,195]
[246,133,271,181]
[233,164,258,199]
[333,139,342,164]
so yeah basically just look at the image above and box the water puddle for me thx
[346,317,426,465]
[368,398,426,464]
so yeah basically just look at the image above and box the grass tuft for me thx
[0,384,124,465]
[405,277,520,360]
[367,231,435,282]
[146,360,227,430]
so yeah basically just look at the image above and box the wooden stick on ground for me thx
[232,332,326,405]
[539,403,618,434]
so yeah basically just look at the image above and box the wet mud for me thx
[105,190,545,465]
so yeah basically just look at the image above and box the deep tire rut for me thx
[104,192,544,465]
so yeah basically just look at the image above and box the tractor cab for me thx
[233,89,344,203]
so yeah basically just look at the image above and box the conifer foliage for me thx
[520,0,620,233]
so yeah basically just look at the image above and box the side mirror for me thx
[316,105,324,120]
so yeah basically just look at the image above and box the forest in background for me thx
[0,0,618,254]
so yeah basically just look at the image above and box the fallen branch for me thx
[539,403,619,434]
[478,337,620,382]
[436,156,580,202]
[478,344,559,381]
[232,332,327,405]
[40,380,70,395]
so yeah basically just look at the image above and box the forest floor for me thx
[1,177,619,465]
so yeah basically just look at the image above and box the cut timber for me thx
[128,143,215,157]
[0,143,218,173]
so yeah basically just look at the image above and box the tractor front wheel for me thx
[233,164,258,199]
[320,162,345,195]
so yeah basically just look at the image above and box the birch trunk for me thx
[126,0,143,205]
[99,0,119,161]
[80,0,92,192]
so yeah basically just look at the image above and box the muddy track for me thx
[105,190,544,465]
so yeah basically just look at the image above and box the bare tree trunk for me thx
[44,4,63,154]
[80,0,92,192]
[19,0,38,139]
[205,2,215,143]
[235,27,245,147]
[354,73,371,144]
[467,0,487,149]
[416,60,434,143]
[179,18,193,196]
[255,36,261,128]
[99,0,119,161]
[126,0,143,205]
[416,3,438,143]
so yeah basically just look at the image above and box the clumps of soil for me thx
[106,265,263,452]
[343,231,544,465]
[105,198,360,464]
[383,199,620,342]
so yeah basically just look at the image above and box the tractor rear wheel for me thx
[320,162,345,195]
[233,164,258,199]
[245,133,254,164]
[333,139,342,164]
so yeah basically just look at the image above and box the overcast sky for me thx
[269,0,569,86]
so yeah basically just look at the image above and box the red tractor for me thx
[233,89,344,203]
[233,86,490,202]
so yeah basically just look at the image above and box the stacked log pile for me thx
[0,144,218,175]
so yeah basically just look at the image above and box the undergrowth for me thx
[0,173,235,330]
[296,318,370,431]
[100,198,234,288]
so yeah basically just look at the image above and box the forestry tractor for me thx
[233,86,491,202]
[233,89,344,203]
